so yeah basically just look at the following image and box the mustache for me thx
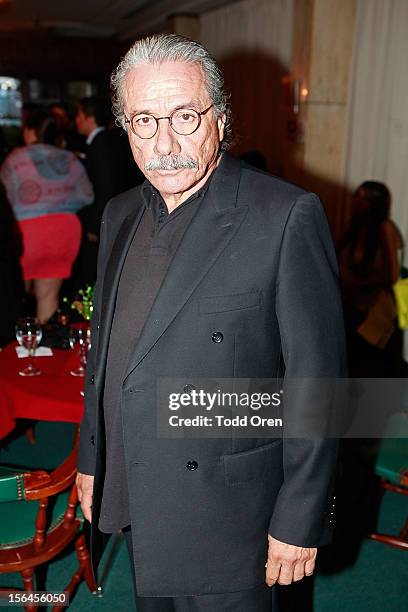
[145,155,198,171]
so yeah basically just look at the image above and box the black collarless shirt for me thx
[99,181,209,533]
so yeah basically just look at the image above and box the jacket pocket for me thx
[223,439,283,486]
[199,290,260,314]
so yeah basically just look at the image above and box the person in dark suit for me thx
[76,35,346,612]
[0,181,23,346]
[75,97,143,285]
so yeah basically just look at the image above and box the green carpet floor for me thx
[0,422,407,611]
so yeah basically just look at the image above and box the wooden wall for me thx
[296,0,357,233]
[198,0,357,232]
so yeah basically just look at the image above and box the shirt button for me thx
[186,460,198,471]
[183,384,195,394]
[211,332,224,343]
[90,374,95,384]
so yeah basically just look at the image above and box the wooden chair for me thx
[368,413,408,550]
[0,426,97,611]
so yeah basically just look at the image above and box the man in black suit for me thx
[76,35,346,611]
[75,96,142,285]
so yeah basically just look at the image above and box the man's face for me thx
[123,61,225,204]
[75,107,91,136]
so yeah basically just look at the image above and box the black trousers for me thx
[122,526,277,612]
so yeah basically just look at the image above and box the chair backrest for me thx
[375,413,408,487]
[0,426,80,554]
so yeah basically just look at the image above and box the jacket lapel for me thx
[95,204,145,388]
[123,154,248,380]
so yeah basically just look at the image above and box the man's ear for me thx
[217,113,226,142]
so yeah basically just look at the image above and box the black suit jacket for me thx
[78,154,347,596]
[79,129,142,235]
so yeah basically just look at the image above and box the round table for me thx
[0,343,84,439]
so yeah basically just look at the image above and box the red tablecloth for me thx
[0,343,84,439]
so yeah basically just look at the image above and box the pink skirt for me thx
[19,213,82,280]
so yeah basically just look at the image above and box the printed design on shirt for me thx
[18,179,42,205]
[47,153,70,176]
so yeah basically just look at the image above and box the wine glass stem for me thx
[28,347,34,370]
[79,344,87,367]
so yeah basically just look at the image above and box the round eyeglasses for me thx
[125,104,213,139]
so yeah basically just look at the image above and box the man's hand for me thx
[265,535,316,586]
[76,472,94,522]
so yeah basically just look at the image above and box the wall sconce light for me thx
[301,86,309,100]
[281,76,309,115]
[292,80,309,114]
[281,77,308,143]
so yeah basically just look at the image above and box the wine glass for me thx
[15,317,43,376]
[69,327,91,377]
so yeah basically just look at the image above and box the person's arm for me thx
[380,220,403,286]
[73,157,94,211]
[76,202,110,520]
[0,156,17,207]
[266,193,347,584]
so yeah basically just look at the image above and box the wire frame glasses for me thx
[125,104,213,139]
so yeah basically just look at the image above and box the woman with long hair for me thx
[339,181,403,375]
[0,110,93,323]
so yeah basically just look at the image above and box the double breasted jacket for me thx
[78,154,346,597]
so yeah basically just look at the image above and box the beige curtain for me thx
[343,0,408,356]
[343,0,408,241]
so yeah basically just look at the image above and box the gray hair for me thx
[111,34,232,151]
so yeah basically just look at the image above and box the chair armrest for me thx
[25,426,80,500]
